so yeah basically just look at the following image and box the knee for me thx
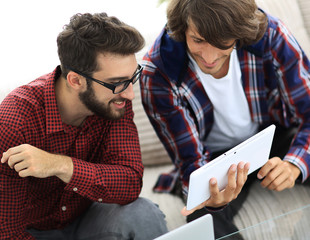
[123,198,168,239]
[126,198,166,222]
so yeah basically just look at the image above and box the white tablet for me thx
[155,214,214,240]
[187,124,276,210]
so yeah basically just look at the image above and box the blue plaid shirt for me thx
[140,13,310,194]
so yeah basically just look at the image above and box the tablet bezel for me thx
[186,124,276,210]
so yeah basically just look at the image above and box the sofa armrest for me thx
[298,0,310,37]
[256,0,310,56]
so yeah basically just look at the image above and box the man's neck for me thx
[55,77,91,127]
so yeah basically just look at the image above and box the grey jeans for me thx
[27,198,168,240]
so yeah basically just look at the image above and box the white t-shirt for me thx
[189,49,259,152]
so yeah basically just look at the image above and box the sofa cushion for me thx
[297,0,310,38]
[133,82,172,166]
[256,0,310,56]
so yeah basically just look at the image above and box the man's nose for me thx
[119,82,135,101]
[201,43,218,64]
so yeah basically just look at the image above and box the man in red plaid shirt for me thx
[0,12,167,239]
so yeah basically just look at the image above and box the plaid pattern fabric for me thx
[0,66,143,239]
[140,12,310,195]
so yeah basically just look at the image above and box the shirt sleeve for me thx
[0,124,35,240]
[140,61,209,194]
[64,101,144,204]
[267,19,310,182]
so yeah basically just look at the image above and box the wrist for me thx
[285,161,301,182]
[54,155,73,183]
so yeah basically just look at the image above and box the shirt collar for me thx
[44,66,105,134]
[44,66,65,135]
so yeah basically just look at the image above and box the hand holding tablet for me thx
[186,125,276,211]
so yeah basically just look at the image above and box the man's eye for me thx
[193,38,203,43]
[110,80,127,85]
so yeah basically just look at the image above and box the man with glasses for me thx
[0,12,167,239]
[140,0,310,238]
[65,64,143,95]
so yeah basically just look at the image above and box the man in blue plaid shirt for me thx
[140,0,310,238]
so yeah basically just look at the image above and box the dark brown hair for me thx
[167,0,267,49]
[57,12,145,77]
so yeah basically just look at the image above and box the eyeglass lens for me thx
[114,68,141,94]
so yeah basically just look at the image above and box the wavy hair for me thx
[57,12,145,77]
[167,0,267,49]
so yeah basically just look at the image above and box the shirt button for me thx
[98,198,103,202]
[61,206,67,211]
[73,187,78,192]
[80,132,83,135]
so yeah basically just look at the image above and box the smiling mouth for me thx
[194,54,219,69]
[111,99,126,109]
[202,61,218,68]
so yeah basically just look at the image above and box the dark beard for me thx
[79,84,126,120]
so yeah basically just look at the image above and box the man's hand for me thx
[257,157,300,191]
[181,161,250,216]
[1,144,73,183]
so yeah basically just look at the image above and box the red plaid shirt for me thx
[0,66,143,239]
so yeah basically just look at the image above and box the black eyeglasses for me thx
[65,64,143,94]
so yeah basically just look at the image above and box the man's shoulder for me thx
[0,69,58,128]
[4,77,47,109]
[239,13,280,58]
[143,27,188,82]
[241,12,295,60]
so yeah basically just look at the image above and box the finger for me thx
[266,174,285,190]
[7,153,25,169]
[1,152,7,163]
[226,164,237,190]
[14,160,29,173]
[271,176,295,191]
[183,194,209,215]
[18,168,31,178]
[260,171,278,188]
[209,178,220,199]
[243,162,250,176]
[182,179,218,215]
[257,157,281,180]
[223,164,237,200]
[260,162,285,188]
[235,163,244,191]
[237,161,245,176]
[208,178,224,207]
[1,151,12,163]
[235,162,247,193]
[1,145,24,164]
[181,206,192,216]
[242,162,250,183]
[182,205,200,216]
[264,168,294,191]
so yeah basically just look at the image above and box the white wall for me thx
[0,0,167,94]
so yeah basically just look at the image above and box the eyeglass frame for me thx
[64,64,143,94]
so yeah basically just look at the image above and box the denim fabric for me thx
[27,198,168,240]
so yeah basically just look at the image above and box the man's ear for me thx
[66,71,85,90]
